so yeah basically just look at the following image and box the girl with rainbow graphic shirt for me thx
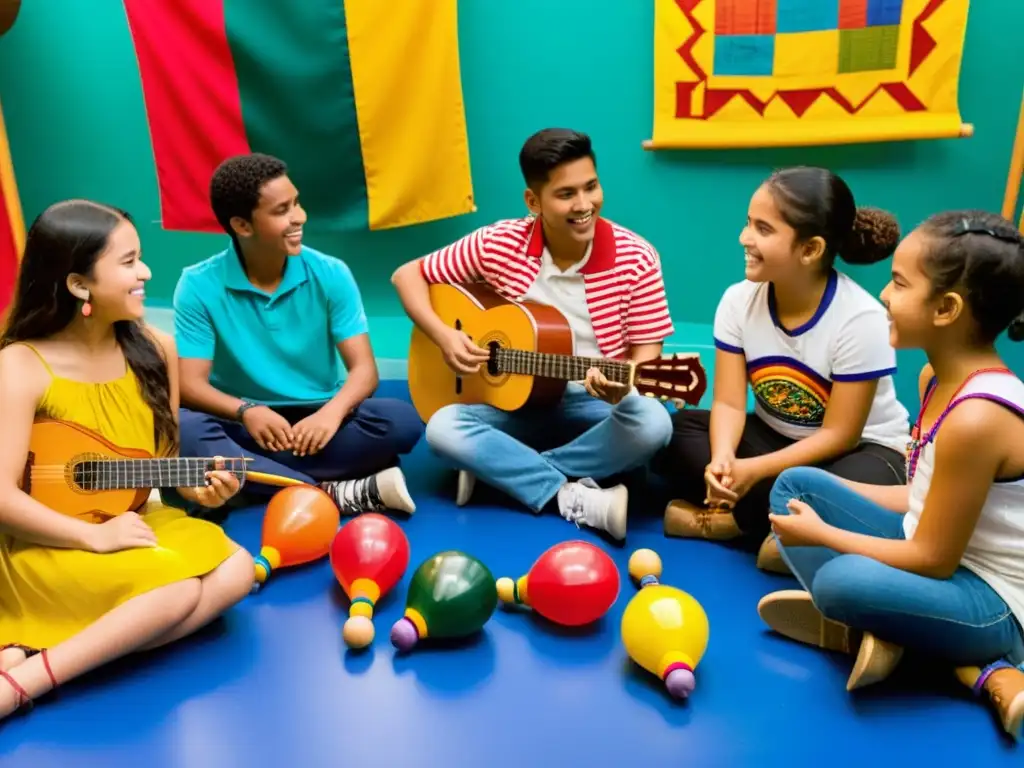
[651,167,910,568]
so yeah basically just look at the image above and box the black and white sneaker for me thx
[321,467,416,516]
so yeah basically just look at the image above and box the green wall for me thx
[1,1,1023,404]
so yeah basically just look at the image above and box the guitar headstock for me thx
[634,352,708,407]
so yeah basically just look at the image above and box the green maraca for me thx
[390,550,498,652]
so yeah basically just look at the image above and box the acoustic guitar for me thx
[407,283,708,422]
[22,418,305,523]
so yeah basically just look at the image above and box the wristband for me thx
[235,400,258,421]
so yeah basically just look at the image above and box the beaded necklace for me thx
[906,366,1013,481]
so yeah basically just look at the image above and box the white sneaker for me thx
[556,478,628,541]
[321,466,416,516]
[456,470,476,507]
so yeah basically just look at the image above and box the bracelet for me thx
[235,400,258,421]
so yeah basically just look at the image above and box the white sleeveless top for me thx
[903,371,1024,630]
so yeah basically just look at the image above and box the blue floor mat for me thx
[1,381,1020,766]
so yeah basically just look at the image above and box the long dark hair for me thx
[0,200,178,455]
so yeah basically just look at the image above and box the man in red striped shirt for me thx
[391,129,674,540]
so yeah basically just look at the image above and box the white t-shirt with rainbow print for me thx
[712,269,910,454]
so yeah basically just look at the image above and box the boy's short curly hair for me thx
[209,153,288,234]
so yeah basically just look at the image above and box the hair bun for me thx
[841,207,901,265]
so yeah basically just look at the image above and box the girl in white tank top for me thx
[757,210,1024,742]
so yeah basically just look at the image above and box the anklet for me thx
[975,659,1015,694]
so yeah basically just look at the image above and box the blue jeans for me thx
[424,383,673,511]
[770,467,1024,668]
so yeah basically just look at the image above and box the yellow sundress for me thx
[0,343,240,650]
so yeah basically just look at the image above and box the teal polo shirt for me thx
[172,242,369,406]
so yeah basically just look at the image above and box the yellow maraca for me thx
[620,548,709,699]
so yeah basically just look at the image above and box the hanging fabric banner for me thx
[123,0,475,232]
[647,0,973,149]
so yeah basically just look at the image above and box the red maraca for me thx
[330,513,410,649]
[496,540,620,626]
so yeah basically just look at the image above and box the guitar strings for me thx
[495,349,632,381]
[28,468,251,477]
[27,457,251,484]
[27,457,249,471]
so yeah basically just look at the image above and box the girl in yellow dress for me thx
[0,199,255,720]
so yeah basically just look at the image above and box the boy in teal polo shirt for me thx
[173,153,422,518]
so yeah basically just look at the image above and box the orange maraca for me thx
[252,485,340,592]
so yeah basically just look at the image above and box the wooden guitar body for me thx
[24,419,156,523]
[408,283,709,424]
[408,283,574,422]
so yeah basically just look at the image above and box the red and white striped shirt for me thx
[420,216,674,360]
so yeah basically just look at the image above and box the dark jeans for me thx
[174,398,423,501]
[650,409,907,540]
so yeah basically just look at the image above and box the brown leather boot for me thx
[664,499,740,540]
[956,664,1024,741]
[757,589,903,691]
[756,534,791,575]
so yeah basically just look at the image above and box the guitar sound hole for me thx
[486,341,501,376]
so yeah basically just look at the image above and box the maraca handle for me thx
[661,652,698,698]
[496,575,530,606]
[350,593,375,620]
[253,545,281,587]
[348,577,382,619]
[391,609,426,652]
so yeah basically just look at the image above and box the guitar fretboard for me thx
[493,349,632,384]
[71,457,248,491]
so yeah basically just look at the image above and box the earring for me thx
[81,293,92,317]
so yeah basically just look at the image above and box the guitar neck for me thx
[494,348,632,385]
[74,457,246,491]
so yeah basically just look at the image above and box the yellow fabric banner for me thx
[648,0,972,149]
[345,0,476,229]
